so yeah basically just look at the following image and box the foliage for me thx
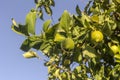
[11,0,120,80]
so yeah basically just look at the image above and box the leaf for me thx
[84,0,92,14]
[114,54,120,59]
[59,10,71,32]
[80,13,91,28]
[91,15,99,23]
[20,36,42,51]
[20,39,31,51]
[26,9,37,35]
[45,24,58,39]
[11,24,29,36]
[95,74,102,80]
[76,5,82,17]
[54,69,60,77]
[49,0,55,6]
[116,0,120,3]
[83,46,96,58]
[43,20,51,32]
[38,9,43,20]
[44,6,52,16]
[23,50,39,59]
[74,66,81,73]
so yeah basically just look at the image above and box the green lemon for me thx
[54,33,66,42]
[62,38,75,50]
[91,30,103,42]
[110,45,119,54]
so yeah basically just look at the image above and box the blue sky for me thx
[0,0,88,80]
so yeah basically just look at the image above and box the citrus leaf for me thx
[38,9,43,20]
[59,10,71,32]
[20,36,42,51]
[44,6,52,16]
[91,15,99,23]
[26,9,37,35]
[20,39,31,51]
[43,20,51,32]
[83,46,96,58]
[116,0,120,3]
[114,54,120,59]
[11,24,29,36]
[49,0,55,6]
[23,50,38,59]
[76,5,82,17]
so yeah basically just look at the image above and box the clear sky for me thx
[0,0,88,80]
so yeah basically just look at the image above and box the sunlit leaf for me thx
[76,5,82,16]
[59,10,71,32]
[38,9,43,20]
[83,46,96,58]
[44,6,52,16]
[26,9,37,35]
[23,50,39,59]
[91,15,99,23]
[116,0,120,3]
[11,24,29,36]
[43,20,51,32]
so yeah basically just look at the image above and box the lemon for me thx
[110,45,119,54]
[91,30,103,42]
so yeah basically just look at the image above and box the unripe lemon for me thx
[91,30,103,42]
[62,38,75,50]
[110,45,119,54]
[54,33,66,42]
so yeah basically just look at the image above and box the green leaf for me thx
[83,46,96,58]
[91,15,99,23]
[43,20,51,32]
[11,24,29,36]
[23,50,39,59]
[26,9,37,35]
[20,39,31,51]
[20,36,42,51]
[80,13,91,28]
[44,6,52,16]
[59,10,71,32]
[114,54,120,59]
[116,0,120,3]
[84,0,92,14]
[76,5,82,17]
[45,24,58,39]
[49,0,55,6]
[95,74,102,80]
[74,66,81,73]
[38,9,43,20]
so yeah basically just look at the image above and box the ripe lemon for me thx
[62,38,75,50]
[110,45,119,54]
[91,30,103,42]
